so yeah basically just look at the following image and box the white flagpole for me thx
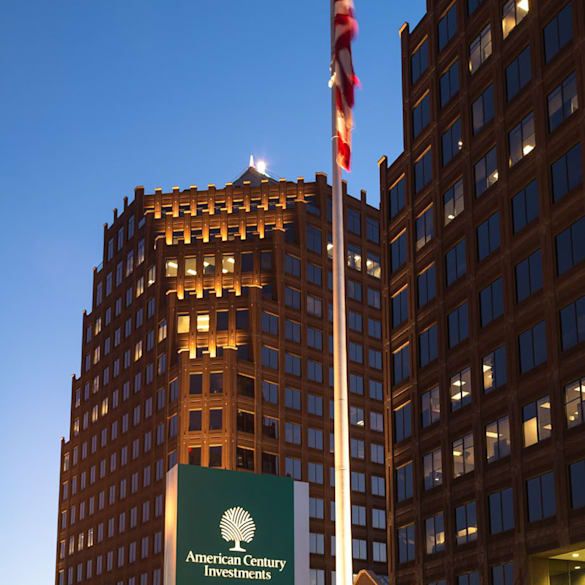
[330,2,353,585]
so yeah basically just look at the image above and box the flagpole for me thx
[330,1,353,585]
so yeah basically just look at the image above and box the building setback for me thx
[55,168,388,585]
[379,0,585,584]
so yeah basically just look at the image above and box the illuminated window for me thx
[453,433,474,478]
[455,501,477,545]
[469,25,492,74]
[196,314,209,333]
[185,257,197,276]
[165,259,178,277]
[502,0,529,38]
[177,314,190,334]
[486,416,511,462]
[450,367,471,411]
[508,113,535,166]
[522,396,551,446]
[203,255,215,275]
[222,255,234,274]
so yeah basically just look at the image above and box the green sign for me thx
[165,465,303,585]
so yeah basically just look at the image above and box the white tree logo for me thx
[219,506,256,552]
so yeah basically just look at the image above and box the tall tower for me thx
[380,0,585,584]
[55,167,388,585]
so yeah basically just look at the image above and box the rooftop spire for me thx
[249,153,255,168]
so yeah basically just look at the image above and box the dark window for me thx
[308,326,323,349]
[474,147,498,196]
[391,232,407,272]
[448,302,469,348]
[285,387,301,410]
[411,39,429,84]
[489,488,515,533]
[284,254,301,277]
[285,319,301,343]
[284,286,301,309]
[307,263,322,286]
[477,212,500,261]
[544,3,573,63]
[492,564,514,585]
[262,381,278,404]
[189,373,202,395]
[443,180,464,228]
[442,119,463,166]
[236,309,249,330]
[392,344,410,385]
[398,524,415,564]
[415,150,432,193]
[216,311,229,331]
[419,324,438,366]
[551,143,582,202]
[262,452,278,475]
[438,4,457,51]
[260,251,272,271]
[548,72,578,131]
[236,446,254,470]
[237,410,255,434]
[285,353,301,376]
[261,346,279,370]
[468,0,483,15]
[396,463,413,502]
[389,177,406,219]
[508,113,535,166]
[237,374,255,398]
[512,180,538,233]
[413,94,431,139]
[241,252,254,272]
[560,294,585,351]
[482,346,507,392]
[209,372,223,394]
[440,60,459,107]
[418,264,436,307]
[526,472,556,521]
[394,402,412,442]
[261,312,278,336]
[570,460,585,508]
[366,217,379,243]
[347,209,361,235]
[392,287,409,328]
[416,206,434,250]
[480,277,504,326]
[515,250,543,302]
[556,216,585,275]
[458,573,479,585]
[188,447,201,466]
[306,225,322,254]
[518,321,547,373]
[472,85,494,135]
[446,240,466,285]
[209,409,223,430]
[189,410,202,431]
[506,46,531,101]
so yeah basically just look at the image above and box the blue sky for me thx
[0,1,425,582]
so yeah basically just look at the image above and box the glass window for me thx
[486,416,511,462]
[396,462,413,502]
[203,255,215,275]
[440,60,459,107]
[418,264,436,307]
[450,367,471,411]
[477,212,500,260]
[366,253,381,278]
[458,572,479,585]
[468,0,484,15]
[523,395,552,446]
[392,287,408,328]
[506,46,531,101]
[196,313,209,332]
[438,4,457,51]
[391,231,407,272]
[492,563,514,585]
[413,94,431,139]
[569,459,585,508]
[518,321,547,373]
[515,250,542,302]
[472,85,494,135]
[284,254,301,277]
[397,524,415,563]
[480,277,504,326]
[209,409,223,430]
[261,346,279,370]
[419,324,438,367]
[389,177,406,219]
[551,143,582,202]
[448,302,469,348]
[394,402,412,442]
[285,286,301,309]
[285,353,302,376]
[261,312,279,336]
[425,513,445,554]
[526,471,556,521]
[469,25,492,74]
[347,208,361,235]
[421,386,440,428]
[442,119,463,166]
[556,216,585,275]
[455,501,477,545]
[416,206,434,250]
[307,225,322,254]
[453,433,474,477]
[489,488,514,534]
[482,346,507,392]
[446,240,466,285]
[347,279,362,301]
[415,149,433,193]
[508,113,535,166]
[307,263,322,286]
[285,387,301,410]
[165,259,178,277]
[392,344,410,385]
[347,243,362,271]
[241,252,254,272]
[423,448,443,490]
[560,294,585,351]
[544,3,573,63]
[443,178,464,225]
[222,255,234,274]
[512,180,539,233]
[474,147,498,196]
[366,217,379,243]
[411,39,429,84]
[503,0,529,38]
[548,72,578,131]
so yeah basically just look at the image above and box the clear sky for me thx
[0,1,426,582]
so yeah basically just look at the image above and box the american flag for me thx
[333,0,359,171]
